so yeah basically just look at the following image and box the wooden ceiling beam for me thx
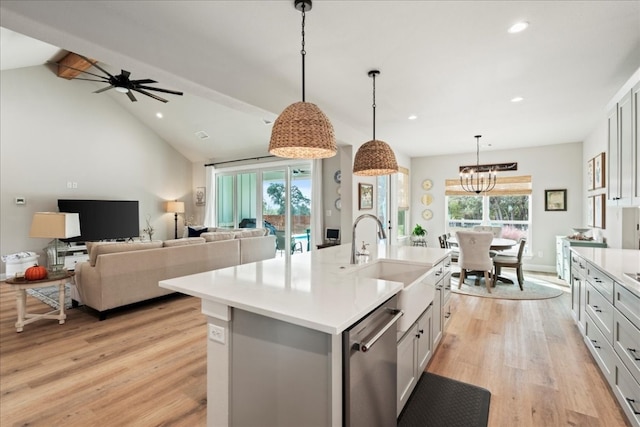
[57,52,96,80]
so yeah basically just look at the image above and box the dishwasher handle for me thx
[356,309,404,353]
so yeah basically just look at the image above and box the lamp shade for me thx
[166,201,185,214]
[269,101,337,159]
[29,212,81,239]
[353,139,399,176]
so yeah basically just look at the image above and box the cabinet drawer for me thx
[614,357,640,427]
[586,283,614,343]
[442,256,452,274]
[614,310,640,385]
[587,263,615,303]
[615,284,640,330]
[585,314,615,383]
[571,254,586,277]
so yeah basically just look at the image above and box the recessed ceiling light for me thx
[511,96,524,103]
[195,130,210,140]
[408,115,417,120]
[156,112,163,119]
[508,21,529,34]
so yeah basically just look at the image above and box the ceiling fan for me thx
[56,54,183,103]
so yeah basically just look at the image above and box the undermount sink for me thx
[346,259,435,333]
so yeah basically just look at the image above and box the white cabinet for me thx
[572,250,640,427]
[608,80,639,207]
[396,255,452,416]
[559,236,607,282]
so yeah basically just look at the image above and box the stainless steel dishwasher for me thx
[343,295,403,427]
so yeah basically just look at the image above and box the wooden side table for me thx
[5,272,73,332]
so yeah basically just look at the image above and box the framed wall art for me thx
[587,196,594,227]
[545,189,567,211]
[358,183,373,210]
[195,187,206,206]
[594,152,605,189]
[594,193,606,229]
[587,158,594,191]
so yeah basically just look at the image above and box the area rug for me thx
[26,284,72,310]
[398,372,490,427]
[452,272,566,300]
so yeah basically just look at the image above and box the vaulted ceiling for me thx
[1,1,639,163]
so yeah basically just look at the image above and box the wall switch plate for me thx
[208,323,225,344]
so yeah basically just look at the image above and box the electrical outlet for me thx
[208,323,225,344]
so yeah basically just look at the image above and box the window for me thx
[445,175,532,253]
[397,167,409,237]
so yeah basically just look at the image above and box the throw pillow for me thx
[188,226,209,237]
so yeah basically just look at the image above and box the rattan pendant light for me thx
[353,70,398,176]
[269,0,336,159]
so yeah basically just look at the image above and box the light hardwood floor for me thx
[0,273,631,427]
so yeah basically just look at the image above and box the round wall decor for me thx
[335,198,342,210]
[422,179,433,191]
[334,170,341,184]
[422,209,433,221]
[421,194,433,206]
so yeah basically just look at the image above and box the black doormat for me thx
[398,372,491,427]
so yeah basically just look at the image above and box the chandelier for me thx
[268,0,336,159]
[459,135,497,194]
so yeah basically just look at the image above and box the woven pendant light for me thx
[269,0,336,159]
[353,70,398,176]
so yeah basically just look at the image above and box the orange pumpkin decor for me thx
[25,265,47,281]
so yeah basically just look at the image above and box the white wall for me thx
[0,65,193,272]
[410,142,583,272]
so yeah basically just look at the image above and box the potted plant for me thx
[412,224,427,244]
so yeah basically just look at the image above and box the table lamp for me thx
[166,200,185,239]
[29,212,81,278]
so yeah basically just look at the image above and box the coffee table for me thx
[5,272,74,332]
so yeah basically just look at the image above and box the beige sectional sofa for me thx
[75,230,275,319]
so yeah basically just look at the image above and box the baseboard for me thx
[522,264,557,274]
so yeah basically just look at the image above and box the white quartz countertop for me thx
[160,244,450,335]
[571,247,640,297]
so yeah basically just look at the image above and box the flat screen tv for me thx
[57,199,139,242]
[325,227,340,243]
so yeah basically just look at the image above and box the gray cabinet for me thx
[572,251,640,427]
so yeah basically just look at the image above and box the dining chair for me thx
[440,233,459,262]
[472,225,493,233]
[492,238,527,290]
[276,231,303,255]
[438,234,447,248]
[455,231,493,293]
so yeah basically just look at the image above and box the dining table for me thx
[447,235,518,284]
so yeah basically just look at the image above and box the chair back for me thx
[473,225,501,237]
[491,226,502,238]
[438,234,447,249]
[516,238,527,262]
[275,231,286,252]
[456,231,493,271]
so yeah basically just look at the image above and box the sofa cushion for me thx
[187,226,210,237]
[201,231,236,242]
[233,229,268,238]
[163,237,206,247]
[88,241,163,266]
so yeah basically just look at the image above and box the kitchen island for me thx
[160,244,450,427]
[569,247,639,427]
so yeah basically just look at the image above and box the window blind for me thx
[445,175,532,196]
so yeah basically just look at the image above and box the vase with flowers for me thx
[142,215,154,241]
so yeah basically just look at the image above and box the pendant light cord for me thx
[476,135,480,167]
[300,3,306,102]
[372,72,376,140]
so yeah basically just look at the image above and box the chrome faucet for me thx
[351,214,387,264]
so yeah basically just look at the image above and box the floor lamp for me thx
[166,201,185,239]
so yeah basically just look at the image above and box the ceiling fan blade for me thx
[136,85,183,96]
[126,91,137,102]
[94,85,115,94]
[73,77,111,83]
[76,54,116,78]
[51,61,108,80]
[130,79,157,84]
[132,88,169,103]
